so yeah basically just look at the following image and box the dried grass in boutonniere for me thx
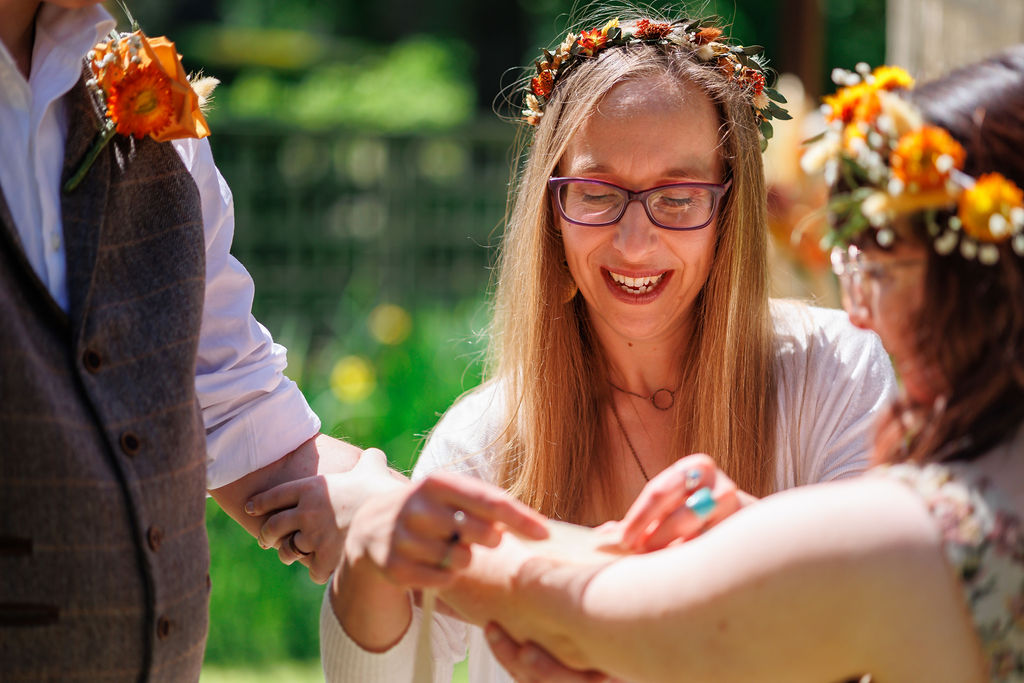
[64,28,219,193]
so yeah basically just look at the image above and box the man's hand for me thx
[209,434,403,583]
[247,447,408,583]
[485,622,615,683]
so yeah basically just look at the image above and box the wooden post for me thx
[888,0,1024,79]
[779,0,825,99]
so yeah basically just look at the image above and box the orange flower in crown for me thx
[634,19,673,40]
[577,19,619,56]
[959,173,1024,243]
[822,65,914,125]
[871,65,915,92]
[65,29,218,192]
[890,125,966,191]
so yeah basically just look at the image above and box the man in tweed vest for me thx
[0,1,405,679]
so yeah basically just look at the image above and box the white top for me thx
[0,4,321,488]
[321,301,897,682]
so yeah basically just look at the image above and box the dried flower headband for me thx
[803,63,1024,264]
[522,17,790,151]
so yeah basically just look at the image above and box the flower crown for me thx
[803,63,1024,264]
[522,17,790,150]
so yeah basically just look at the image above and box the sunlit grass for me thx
[200,660,322,683]
[199,659,470,682]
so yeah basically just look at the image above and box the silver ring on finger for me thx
[448,509,467,544]
[683,468,703,493]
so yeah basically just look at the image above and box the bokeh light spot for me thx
[329,355,376,403]
[369,303,412,345]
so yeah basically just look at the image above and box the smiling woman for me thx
[320,7,897,682]
[556,76,722,364]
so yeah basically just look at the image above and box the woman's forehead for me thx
[561,77,723,180]
[597,74,711,115]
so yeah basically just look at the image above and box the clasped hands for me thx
[240,444,745,681]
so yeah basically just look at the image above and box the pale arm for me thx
[494,478,984,683]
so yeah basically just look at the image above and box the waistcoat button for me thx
[156,615,172,639]
[120,431,141,456]
[82,349,102,373]
[147,526,164,552]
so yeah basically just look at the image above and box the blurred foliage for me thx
[824,0,888,76]
[186,31,475,132]
[288,297,489,474]
[118,0,888,128]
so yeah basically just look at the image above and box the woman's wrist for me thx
[329,551,414,652]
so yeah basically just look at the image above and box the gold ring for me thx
[438,542,454,570]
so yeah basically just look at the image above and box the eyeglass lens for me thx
[557,180,718,229]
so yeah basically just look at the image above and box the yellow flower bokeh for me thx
[329,355,376,403]
[369,303,412,345]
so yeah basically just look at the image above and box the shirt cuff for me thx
[204,378,321,489]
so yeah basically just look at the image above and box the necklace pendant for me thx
[651,388,675,410]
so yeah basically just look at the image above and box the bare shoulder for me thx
[581,477,984,682]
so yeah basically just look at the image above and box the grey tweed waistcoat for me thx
[0,75,210,681]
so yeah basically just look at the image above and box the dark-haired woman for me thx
[482,47,1024,683]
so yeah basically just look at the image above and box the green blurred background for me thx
[110,0,885,679]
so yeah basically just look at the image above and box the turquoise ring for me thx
[685,486,716,519]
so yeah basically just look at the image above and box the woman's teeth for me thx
[609,271,664,294]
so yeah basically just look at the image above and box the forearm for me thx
[328,556,413,651]
[209,433,362,536]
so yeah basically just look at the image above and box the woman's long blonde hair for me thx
[485,20,777,521]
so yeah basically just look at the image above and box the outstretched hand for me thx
[347,471,550,589]
[616,453,747,552]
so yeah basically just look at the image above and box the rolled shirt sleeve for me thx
[173,137,321,489]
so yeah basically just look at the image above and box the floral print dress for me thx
[881,460,1024,681]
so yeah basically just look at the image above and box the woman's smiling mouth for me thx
[604,269,672,300]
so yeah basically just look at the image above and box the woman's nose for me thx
[612,201,658,259]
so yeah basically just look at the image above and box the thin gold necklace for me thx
[609,381,680,411]
[609,400,650,481]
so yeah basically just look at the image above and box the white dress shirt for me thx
[0,4,321,488]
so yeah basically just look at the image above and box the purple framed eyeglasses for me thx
[548,177,732,231]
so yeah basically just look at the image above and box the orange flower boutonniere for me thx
[64,30,218,193]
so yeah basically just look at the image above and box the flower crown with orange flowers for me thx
[522,17,790,151]
[803,63,1024,264]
